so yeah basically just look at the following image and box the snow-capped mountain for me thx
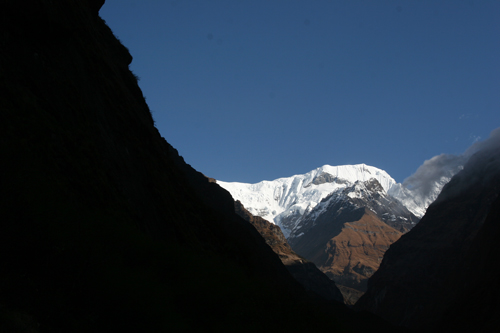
[218,164,399,237]
[217,163,454,237]
[217,163,451,304]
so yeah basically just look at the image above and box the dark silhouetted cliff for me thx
[234,200,344,303]
[0,1,415,332]
[355,149,500,331]
[0,1,353,331]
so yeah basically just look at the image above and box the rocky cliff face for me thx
[0,1,357,331]
[355,148,500,331]
[234,201,344,303]
[289,179,417,304]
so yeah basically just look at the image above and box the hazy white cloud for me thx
[435,129,500,203]
[464,127,500,158]
[403,154,466,198]
[403,127,500,203]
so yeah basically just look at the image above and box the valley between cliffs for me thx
[0,1,405,332]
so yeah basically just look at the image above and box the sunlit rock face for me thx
[355,148,500,331]
[288,178,417,304]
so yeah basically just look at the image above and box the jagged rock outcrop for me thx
[234,201,344,303]
[289,179,417,304]
[355,148,500,331]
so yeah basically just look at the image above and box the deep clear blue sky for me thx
[100,0,500,183]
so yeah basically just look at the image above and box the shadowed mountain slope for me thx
[434,194,500,332]
[355,149,500,331]
[0,1,355,331]
[0,1,413,332]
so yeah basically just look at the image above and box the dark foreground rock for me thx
[0,1,406,332]
[234,201,344,303]
[355,148,500,332]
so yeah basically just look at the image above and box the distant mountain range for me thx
[218,163,457,303]
[218,163,455,237]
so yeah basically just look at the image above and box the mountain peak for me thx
[218,164,399,237]
[343,178,385,201]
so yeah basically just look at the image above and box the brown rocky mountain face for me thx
[234,201,294,261]
[289,179,414,304]
[234,200,344,303]
[318,209,402,293]
[355,149,500,331]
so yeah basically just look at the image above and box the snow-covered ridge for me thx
[217,164,399,237]
[287,177,419,242]
[388,180,449,218]
[217,163,455,237]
